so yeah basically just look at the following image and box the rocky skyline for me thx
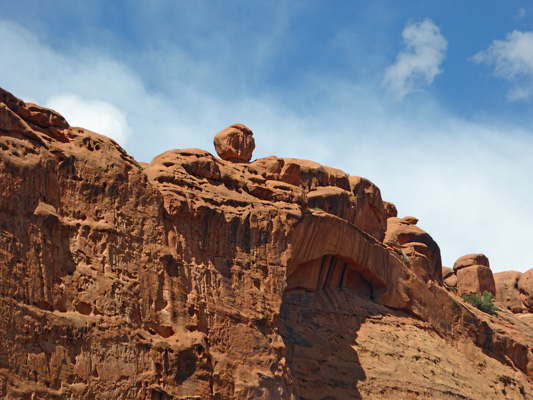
[1,2,533,271]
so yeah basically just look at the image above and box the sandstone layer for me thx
[0,87,533,399]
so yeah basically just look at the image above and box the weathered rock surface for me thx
[457,265,496,295]
[281,289,533,400]
[449,253,496,296]
[454,253,491,271]
[0,87,533,399]
[383,217,442,283]
[442,266,454,280]
[213,123,255,163]
[519,269,533,312]
[495,271,525,313]
[382,201,398,218]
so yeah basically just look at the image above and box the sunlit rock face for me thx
[213,123,255,163]
[1,87,533,399]
[444,253,497,296]
[494,271,525,313]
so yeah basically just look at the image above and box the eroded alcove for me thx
[285,254,381,298]
[278,214,393,398]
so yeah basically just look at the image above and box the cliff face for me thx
[0,87,532,399]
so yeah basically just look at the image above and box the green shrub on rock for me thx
[461,290,498,315]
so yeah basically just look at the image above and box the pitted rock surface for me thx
[519,269,533,312]
[494,271,525,313]
[1,87,533,399]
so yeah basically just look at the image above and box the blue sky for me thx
[1,1,533,273]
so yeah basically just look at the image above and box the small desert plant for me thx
[461,291,498,315]
[133,159,145,171]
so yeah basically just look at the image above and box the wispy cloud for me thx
[46,94,132,145]
[1,18,533,273]
[383,18,447,100]
[516,7,528,20]
[472,30,533,100]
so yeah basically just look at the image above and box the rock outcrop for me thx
[383,216,442,283]
[520,270,533,312]
[1,87,533,399]
[454,254,496,296]
[213,123,255,163]
[494,271,525,313]
[383,201,398,218]
[493,269,533,314]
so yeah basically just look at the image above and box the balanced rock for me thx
[453,254,495,295]
[213,123,255,162]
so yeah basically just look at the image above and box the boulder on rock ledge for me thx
[453,254,495,296]
[453,254,490,271]
[213,123,255,163]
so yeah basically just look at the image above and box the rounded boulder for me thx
[453,253,490,271]
[213,123,255,163]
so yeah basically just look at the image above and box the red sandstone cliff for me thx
[0,87,532,399]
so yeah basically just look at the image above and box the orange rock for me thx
[452,254,496,296]
[402,216,418,225]
[249,157,387,241]
[383,201,398,218]
[1,86,533,399]
[349,176,388,241]
[213,123,255,162]
[442,266,454,280]
[494,271,525,313]
[384,217,442,282]
[518,269,533,312]
[519,313,533,327]
[445,273,458,288]
[252,157,350,191]
[442,266,458,288]
[453,253,490,271]
[456,265,496,296]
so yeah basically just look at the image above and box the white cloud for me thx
[1,19,533,274]
[473,30,533,100]
[516,7,528,20]
[383,18,447,99]
[46,94,132,145]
